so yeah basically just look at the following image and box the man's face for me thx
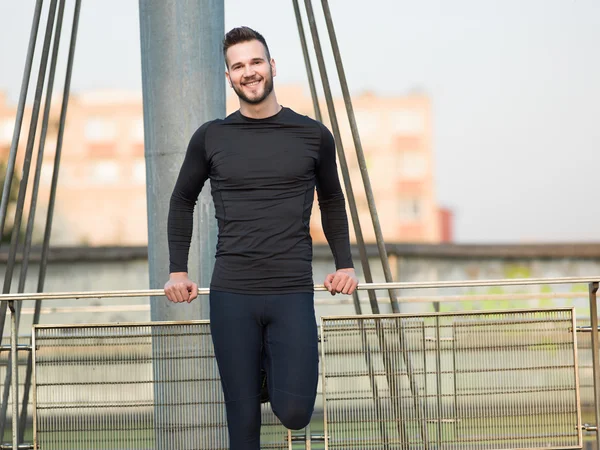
[226,40,276,105]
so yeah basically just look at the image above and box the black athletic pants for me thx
[209,290,319,449]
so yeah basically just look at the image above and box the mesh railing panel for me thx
[33,322,289,450]
[321,308,582,450]
[576,319,593,410]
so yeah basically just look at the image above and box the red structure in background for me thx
[438,207,454,242]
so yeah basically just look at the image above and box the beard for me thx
[232,68,274,105]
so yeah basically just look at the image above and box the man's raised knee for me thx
[274,400,314,430]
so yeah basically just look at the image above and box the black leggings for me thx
[209,290,319,449]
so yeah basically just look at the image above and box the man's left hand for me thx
[324,268,359,296]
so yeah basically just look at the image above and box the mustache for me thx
[241,76,262,84]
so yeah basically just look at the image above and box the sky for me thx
[0,0,599,243]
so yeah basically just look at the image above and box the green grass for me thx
[4,411,597,449]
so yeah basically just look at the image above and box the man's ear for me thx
[270,58,277,77]
[225,72,232,88]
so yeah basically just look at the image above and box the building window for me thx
[399,150,427,178]
[131,117,144,142]
[133,159,146,184]
[399,197,422,222]
[0,119,14,144]
[41,162,54,186]
[390,109,425,134]
[85,117,117,142]
[354,110,379,138]
[90,161,119,184]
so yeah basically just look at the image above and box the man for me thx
[164,26,358,449]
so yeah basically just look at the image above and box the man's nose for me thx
[243,64,255,77]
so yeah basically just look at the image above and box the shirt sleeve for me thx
[315,122,354,270]
[167,122,211,273]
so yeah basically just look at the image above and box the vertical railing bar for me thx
[9,302,19,450]
[422,320,430,447]
[291,0,322,123]
[36,0,81,298]
[17,0,66,295]
[374,318,408,448]
[302,0,380,315]
[300,2,420,445]
[19,1,82,443]
[0,0,44,369]
[319,0,400,313]
[360,319,390,448]
[1,0,59,299]
[16,1,67,443]
[397,319,429,447]
[31,326,37,450]
[320,319,329,450]
[571,307,583,449]
[589,281,600,450]
[452,322,458,440]
[0,0,60,440]
[314,4,434,445]
[435,315,442,448]
[0,0,44,246]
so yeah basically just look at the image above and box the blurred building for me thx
[0,89,147,245]
[0,85,451,246]
[269,86,445,244]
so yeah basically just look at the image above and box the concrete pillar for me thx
[139,0,223,320]
[139,1,225,447]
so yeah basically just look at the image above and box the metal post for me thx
[292,0,322,122]
[375,320,408,448]
[0,0,59,440]
[18,0,73,440]
[319,0,400,313]
[0,0,43,244]
[303,3,430,446]
[139,1,224,447]
[9,302,19,450]
[1,0,58,299]
[18,0,66,295]
[302,0,380,315]
[590,281,600,450]
[36,0,80,297]
[0,0,43,369]
[435,316,443,447]
[139,0,222,322]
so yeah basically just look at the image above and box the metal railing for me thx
[1,276,599,450]
[321,308,581,449]
[32,322,288,450]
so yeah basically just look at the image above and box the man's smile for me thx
[242,78,261,88]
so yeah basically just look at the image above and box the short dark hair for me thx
[222,26,271,67]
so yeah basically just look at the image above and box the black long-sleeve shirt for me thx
[167,106,353,294]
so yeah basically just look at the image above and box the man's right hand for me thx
[164,273,198,303]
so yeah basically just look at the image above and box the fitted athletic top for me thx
[167,106,353,294]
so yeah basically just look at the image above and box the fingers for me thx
[326,271,359,296]
[329,272,346,296]
[324,273,335,293]
[329,273,343,295]
[341,276,356,295]
[188,283,199,302]
[164,282,192,303]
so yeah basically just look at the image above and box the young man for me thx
[164,26,358,449]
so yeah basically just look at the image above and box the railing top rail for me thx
[0,276,598,302]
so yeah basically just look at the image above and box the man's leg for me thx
[263,292,319,430]
[209,290,263,449]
